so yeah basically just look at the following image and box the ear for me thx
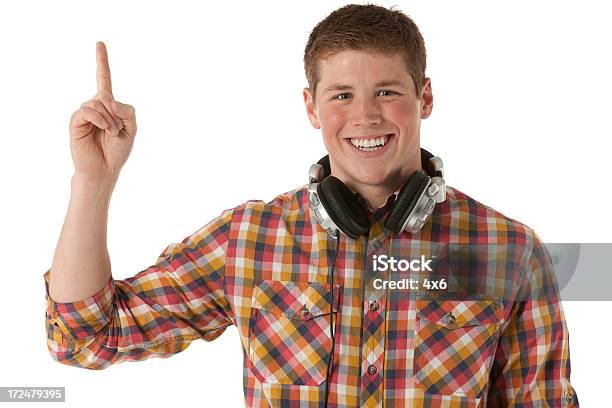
[303,87,321,129]
[419,78,433,119]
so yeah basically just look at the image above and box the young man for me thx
[44,4,578,407]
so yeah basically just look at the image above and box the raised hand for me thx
[69,41,137,185]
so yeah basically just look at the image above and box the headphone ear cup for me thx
[385,170,431,235]
[317,176,370,239]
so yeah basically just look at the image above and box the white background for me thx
[0,0,610,406]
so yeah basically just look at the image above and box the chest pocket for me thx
[414,293,504,398]
[248,280,339,386]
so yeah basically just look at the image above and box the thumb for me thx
[111,100,137,136]
[110,100,134,120]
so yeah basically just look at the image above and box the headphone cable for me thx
[323,230,340,408]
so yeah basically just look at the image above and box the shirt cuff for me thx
[44,269,115,341]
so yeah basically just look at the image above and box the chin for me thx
[350,167,389,187]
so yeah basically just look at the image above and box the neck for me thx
[353,165,423,210]
[357,185,396,209]
[326,150,424,210]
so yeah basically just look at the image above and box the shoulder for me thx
[437,185,539,251]
[176,186,309,251]
[439,186,551,285]
[226,185,310,225]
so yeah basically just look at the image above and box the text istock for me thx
[372,254,434,272]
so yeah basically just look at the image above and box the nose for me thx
[350,96,382,127]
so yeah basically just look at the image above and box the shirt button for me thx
[300,305,309,317]
[367,365,377,375]
[369,301,379,312]
[445,312,456,324]
[566,389,573,403]
[372,239,382,250]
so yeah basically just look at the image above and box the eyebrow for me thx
[322,79,407,93]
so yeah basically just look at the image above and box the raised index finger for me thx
[96,41,113,96]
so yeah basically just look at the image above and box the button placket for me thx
[360,229,388,406]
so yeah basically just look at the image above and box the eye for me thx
[377,90,399,97]
[333,92,352,100]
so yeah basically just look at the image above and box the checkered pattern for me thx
[414,297,503,397]
[43,185,578,407]
[416,295,503,327]
[248,280,339,385]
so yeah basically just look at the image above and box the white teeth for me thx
[350,134,390,150]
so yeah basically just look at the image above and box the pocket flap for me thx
[252,280,340,320]
[417,293,503,328]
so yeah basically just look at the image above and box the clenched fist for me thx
[69,41,137,185]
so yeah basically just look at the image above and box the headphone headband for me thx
[308,148,446,238]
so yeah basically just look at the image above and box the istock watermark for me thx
[372,254,435,272]
[371,254,445,291]
[366,244,612,300]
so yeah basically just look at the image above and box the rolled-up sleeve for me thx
[44,209,235,370]
[487,232,578,406]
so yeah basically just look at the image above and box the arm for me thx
[487,233,578,407]
[46,41,234,370]
[48,175,115,303]
[49,40,136,302]
[44,209,235,369]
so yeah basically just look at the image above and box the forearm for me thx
[49,174,117,302]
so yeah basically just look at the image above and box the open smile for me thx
[346,134,394,155]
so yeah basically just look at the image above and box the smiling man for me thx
[304,50,429,209]
[44,4,577,407]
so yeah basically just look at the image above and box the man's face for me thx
[303,50,433,195]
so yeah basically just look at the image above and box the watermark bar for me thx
[549,243,612,301]
[367,243,612,301]
[0,387,65,402]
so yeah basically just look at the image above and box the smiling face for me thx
[304,50,433,206]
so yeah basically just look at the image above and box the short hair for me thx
[304,4,427,102]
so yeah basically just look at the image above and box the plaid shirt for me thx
[44,184,578,407]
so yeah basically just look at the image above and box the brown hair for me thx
[304,4,427,102]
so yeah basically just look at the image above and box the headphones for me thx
[307,148,446,239]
